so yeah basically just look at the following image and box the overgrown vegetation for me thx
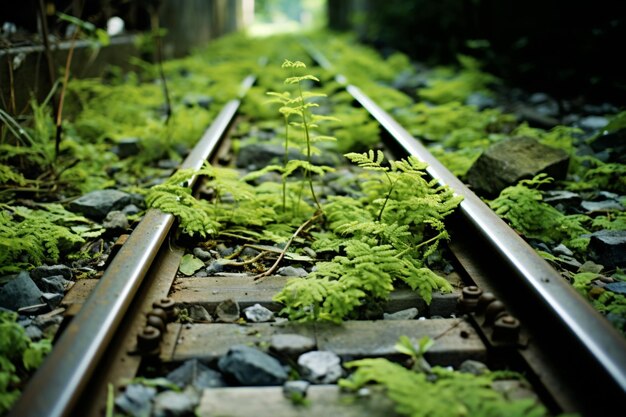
[488,174,589,253]
[146,163,277,239]
[340,335,563,417]
[0,312,51,413]
[0,204,97,275]
[418,55,500,104]
[309,33,626,334]
[146,59,462,322]
[274,150,462,322]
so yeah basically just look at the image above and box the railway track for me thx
[7,44,626,417]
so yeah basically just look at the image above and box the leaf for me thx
[284,253,315,262]
[179,254,205,276]
[394,335,419,359]
[22,339,52,371]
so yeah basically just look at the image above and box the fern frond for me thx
[285,75,320,85]
[241,165,284,182]
[281,59,307,69]
[301,91,327,99]
[146,171,219,238]
[310,135,337,142]
[283,160,334,177]
[0,206,85,274]
[340,357,548,417]
[345,150,389,171]
[311,114,340,123]
[0,164,27,186]
[310,231,344,253]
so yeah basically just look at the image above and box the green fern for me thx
[146,163,278,238]
[488,174,589,252]
[146,168,220,238]
[567,162,626,194]
[0,164,26,186]
[1,311,51,414]
[274,151,460,322]
[417,54,500,104]
[339,336,556,417]
[0,204,86,274]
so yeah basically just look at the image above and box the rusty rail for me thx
[304,41,626,416]
[8,74,256,417]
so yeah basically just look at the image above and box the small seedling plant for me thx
[259,59,337,214]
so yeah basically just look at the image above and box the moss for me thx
[418,55,500,104]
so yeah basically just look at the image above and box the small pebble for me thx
[215,299,240,323]
[283,380,310,399]
[383,307,418,320]
[277,266,308,277]
[298,351,342,384]
[243,303,274,323]
[193,247,212,261]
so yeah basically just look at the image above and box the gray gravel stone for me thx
[466,137,569,196]
[579,260,604,274]
[589,128,626,164]
[192,247,212,261]
[206,259,227,275]
[69,189,132,220]
[459,359,490,375]
[298,350,342,384]
[216,243,234,257]
[0,271,43,311]
[103,210,129,230]
[543,190,582,210]
[115,383,156,417]
[157,159,179,170]
[283,380,310,400]
[236,143,302,170]
[241,247,261,258]
[605,282,626,295]
[237,143,338,170]
[152,387,200,417]
[122,204,141,216]
[215,299,240,322]
[243,303,274,323]
[167,359,225,389]
[39,275,72,294]
[588,230,626,269]
[557,255,582,271]
[277,266,308,277]
[182,94,213,109]
[112,137,141,158]
[383,307,419,320]
[466,92,496,109]
[552,244,574,257]
[188,305,213,323]
[578,116,608,131]
[41,292,63,309]
[581,200,624,213]
[30,264,72,282]
[270,333,316,357]
[25,325,43,341]
[218,345,288,386]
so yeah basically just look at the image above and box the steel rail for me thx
[304,43,626,408]
[9,75,256,417]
